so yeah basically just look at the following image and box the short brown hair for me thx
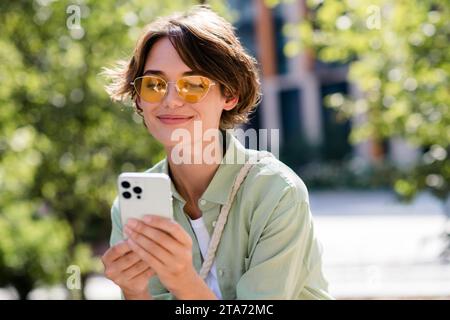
[104,5,261,129]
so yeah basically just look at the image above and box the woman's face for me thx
[137,37,236,148]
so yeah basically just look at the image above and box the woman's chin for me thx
[150,127,195,147]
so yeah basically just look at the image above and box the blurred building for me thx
[229,0,420,170]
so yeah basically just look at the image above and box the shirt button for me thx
[212,220,217,227]
[199,199,207,206]
[218,269,224,276]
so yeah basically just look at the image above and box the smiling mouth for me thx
[157,115,194,125]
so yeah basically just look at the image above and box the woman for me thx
[102,5,332,300]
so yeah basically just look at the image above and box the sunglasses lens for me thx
[177,76,211,103]
[136,76,167,103]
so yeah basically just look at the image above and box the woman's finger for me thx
[125,226,174,265]
[129,267,155,282]
[125,223,181,255]
[114,251,142,272]
[142,215,192,246]
[127,238,166,273]
[125,223,181,254]
[123,260,150,280]
[102,240,131,266]
[105,252,141,279]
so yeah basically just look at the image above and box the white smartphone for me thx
[117,172,173,237]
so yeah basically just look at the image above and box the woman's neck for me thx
[165,134,225,210]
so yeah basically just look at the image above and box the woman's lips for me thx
[157,115,194,125]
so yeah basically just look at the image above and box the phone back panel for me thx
[117,172,173,230]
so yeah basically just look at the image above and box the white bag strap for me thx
[199,151,274,280]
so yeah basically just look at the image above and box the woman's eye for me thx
[147,83,163,91]
[185,82,204,89]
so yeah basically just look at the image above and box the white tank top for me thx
[188,216,223,299]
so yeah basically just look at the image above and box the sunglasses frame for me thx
[130,75,216,103]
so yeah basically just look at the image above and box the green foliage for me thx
[0,0,228,298]
[0,202,71,285]
[286,0,449,201]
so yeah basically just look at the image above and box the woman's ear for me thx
[223,96,239,111]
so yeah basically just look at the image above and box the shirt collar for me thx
[161,157,185,204]
[161,129,249,206]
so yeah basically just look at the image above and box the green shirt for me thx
[109,130,332,300]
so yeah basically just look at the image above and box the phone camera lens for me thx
[133,186,142,194]
[122,191,131,199]
[121,181,130,189]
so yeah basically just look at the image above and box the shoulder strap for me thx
[199,151,274,280]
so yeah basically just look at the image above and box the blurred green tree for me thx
[0,0,230,299]
[282,0,449,255]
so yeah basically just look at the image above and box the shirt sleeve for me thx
[109,198,123,247]
[235,187,332,300]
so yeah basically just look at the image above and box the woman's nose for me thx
[163,82,184,108]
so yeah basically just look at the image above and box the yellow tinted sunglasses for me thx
[131,75,216,104]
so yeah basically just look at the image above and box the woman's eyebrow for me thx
[143,69,196,76]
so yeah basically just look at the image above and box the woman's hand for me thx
[101,240,155,299]
[124,215,217,299]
